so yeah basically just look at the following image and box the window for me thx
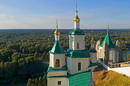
[77,42,79,49]
[78,62,81,71]
[58,81,61,85]
[55,59,60,67]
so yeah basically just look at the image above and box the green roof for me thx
[68,70,91,86]
[49,41,65,54]
[67,49,90,58]
[69,29,85,35]
[100,33,115,48]
[89,48,96,53]
[89,60,98,67]
[47,66,67,72]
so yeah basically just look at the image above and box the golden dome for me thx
[54,26,60,36]
[74,16,80,22]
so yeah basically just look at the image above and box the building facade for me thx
[47,7,98,86]
[96,32,122,63]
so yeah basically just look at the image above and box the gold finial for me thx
[74,3,80,22]
[54,19,60,36]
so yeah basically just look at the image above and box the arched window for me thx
[77,42,79,49]
[55,59,60,67]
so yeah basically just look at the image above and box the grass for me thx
[95,70,130,86]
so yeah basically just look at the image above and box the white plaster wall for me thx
[110,67,130,77]
[48,71,67,77]
[96,50,99,60]
[69,35,85,50]
[109,48,116,62]
[74,21,80,29]
[90,53,97,63]
[47,77,69,86]
[67,58,90,74]
[98,47,103,60]
[50,54,66,68]
[55,35,60,40]
[50,54,54,67]
[67,57,73,73]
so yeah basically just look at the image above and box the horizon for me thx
[0,0,130,29]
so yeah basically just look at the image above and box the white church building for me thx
[47,7,98,86]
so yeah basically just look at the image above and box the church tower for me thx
[69,4,85,50]
[47,21,68,86]
[67,5,91,74]
[47,5,98,86]
[96,24,122,63]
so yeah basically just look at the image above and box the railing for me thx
[108,61,130,68]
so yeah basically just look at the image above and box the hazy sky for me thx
[0,0,130,29]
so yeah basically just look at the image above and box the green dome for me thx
[69,29,85,35]
[67,49,90,58]
[89,48,96,53]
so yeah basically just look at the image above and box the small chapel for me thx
[47,6,98,86]
[96,31,122,63]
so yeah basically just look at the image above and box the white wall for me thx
[110,67,130,77]
[50,54,66,68]
[48,71,67,77]
[69,35,85,50]
[99,60,130,77]
[47,77,69,86]
[98,47,104,60]
[67,57,90,74]
[109,48,116,62]
[74,21,80,29]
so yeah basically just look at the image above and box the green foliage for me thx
[0,29,130,85]
[26,76,47,86]
[125,54,130,61]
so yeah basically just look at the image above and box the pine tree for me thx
[26,78,32,86]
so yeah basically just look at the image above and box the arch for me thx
[55,59,60,67]
[77,42,79,49]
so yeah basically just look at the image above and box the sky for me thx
[0,0,130,29]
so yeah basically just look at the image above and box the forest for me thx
[0,29,130,86]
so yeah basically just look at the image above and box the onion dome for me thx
[74,4,80,22]
[54,23,60,36]
[74,15,80,22]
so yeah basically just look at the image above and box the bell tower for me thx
[67,4,90,74]
[69,4,85,50]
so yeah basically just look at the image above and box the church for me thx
[96,31,122,63]
[47,7,98,86]
[46,5,124,85]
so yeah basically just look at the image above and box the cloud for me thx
[0,13,17,22]
[0,12,130,29]
[0,13,34,29]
